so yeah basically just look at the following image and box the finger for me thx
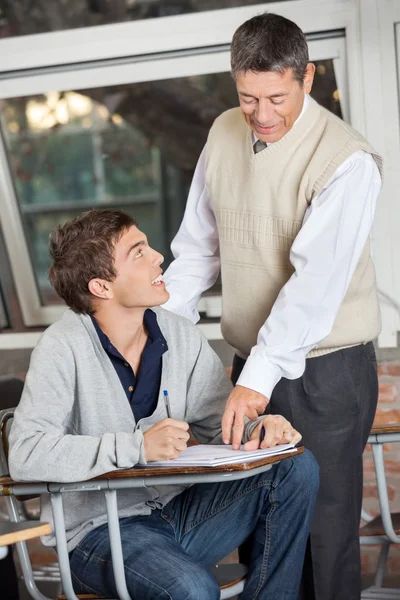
[222,408,235,445]
[291,430,302,445]
[261,422,277,448]
[174,439,188,452]
[231,409,246,450]
[164,419,190,431]
[247,407,261,421]
[273,418,285,444]
[243,438,260,451]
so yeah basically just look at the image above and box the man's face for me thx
[236,64,315,143]
[108,225,170,309]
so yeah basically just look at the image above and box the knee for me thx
[174,566,220,600]
[290,449,320,499]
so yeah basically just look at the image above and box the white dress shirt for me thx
[163,96,382,399]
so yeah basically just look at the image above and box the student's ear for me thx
[88,278,113,300]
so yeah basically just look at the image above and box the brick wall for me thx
[361,361,400,575]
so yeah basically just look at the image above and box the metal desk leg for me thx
[104,490,132,600]
[5,495,52,600]
[50,493,79,600]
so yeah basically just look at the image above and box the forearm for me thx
[9,426,145,483]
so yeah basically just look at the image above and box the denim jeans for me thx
[70,450,318,600]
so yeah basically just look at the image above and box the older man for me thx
[163,12,382,600]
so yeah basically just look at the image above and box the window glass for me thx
[0,1,290,37]
[1,60,342,305]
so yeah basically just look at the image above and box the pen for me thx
[163,389,172,419]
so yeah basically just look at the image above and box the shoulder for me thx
[153,307,202,337]
[208,107,245,140]
[32,310,90,358]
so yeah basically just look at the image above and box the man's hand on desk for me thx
[244,414,302,451]
[143,419,190,462]
[222,385,270,450]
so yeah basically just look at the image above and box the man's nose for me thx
[153,251,164,266]
[256,99,275,124]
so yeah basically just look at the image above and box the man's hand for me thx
[222,385,269,450]
[243,414,302,451]
[143,419,190,462]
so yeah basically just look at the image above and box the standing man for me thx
[163,12,382,600]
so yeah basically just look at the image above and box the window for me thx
[0,27,348,325]
[1,72,238,306]
[0,0,291,37]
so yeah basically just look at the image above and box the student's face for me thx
[236,65,315,143]
[109,225,170,309]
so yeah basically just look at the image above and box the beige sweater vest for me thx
[205,97,383,359]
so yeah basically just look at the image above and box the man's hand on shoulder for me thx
[143,419,190,462]
[222,385,270,450]
[243,414,302,451]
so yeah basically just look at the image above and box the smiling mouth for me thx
[254,123,279,132]
[151,274,164,286]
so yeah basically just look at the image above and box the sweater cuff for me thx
[237,350,282,400]
[116,430,147,468]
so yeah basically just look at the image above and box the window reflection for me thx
[0,1,290,37]
[1,60,342,306]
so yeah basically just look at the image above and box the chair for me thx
[360,424,400,599]
[0,406,301,600]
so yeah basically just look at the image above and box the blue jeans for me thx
[70,450,318,600]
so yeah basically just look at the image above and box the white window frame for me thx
[5,0,398,349]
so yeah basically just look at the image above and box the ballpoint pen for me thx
[163,389,172,419]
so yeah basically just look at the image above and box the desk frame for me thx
[0,447,301,600]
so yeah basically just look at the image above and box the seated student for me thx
[9,209,318,600]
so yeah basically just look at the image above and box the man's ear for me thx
[88,278,113,301]
[303,63,315,95]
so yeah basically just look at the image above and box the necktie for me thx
[253,139,268,154]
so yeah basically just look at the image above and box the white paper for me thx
[146,443,297,468]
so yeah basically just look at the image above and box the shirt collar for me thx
[252,93,310,146]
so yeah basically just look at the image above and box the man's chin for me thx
[152,289,170,307]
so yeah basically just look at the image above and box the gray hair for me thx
[230,13,309,84]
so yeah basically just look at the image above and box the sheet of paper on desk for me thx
[146,443,297,467]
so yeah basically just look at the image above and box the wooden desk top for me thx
[97,446,303,479]
[0,521,52,547]
[0,447,302,487]
[370,424,400,435]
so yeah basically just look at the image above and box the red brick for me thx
[378,363,387,376]
[361,553,372,574]
[382,460,400,476]
[378,383,397,403]
[373,409,400,425]
[387,555,400,574]
[363,459,377,478]
[363,483,396,501]
[386,363,400,377]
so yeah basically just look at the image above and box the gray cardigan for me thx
[9,307,257,550]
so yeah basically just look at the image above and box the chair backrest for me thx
[0,376,24,411]
[0,407,16,477]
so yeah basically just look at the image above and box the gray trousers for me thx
[231,342,378,600]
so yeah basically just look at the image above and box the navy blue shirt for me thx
[91,310,168,422]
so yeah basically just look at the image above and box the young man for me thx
[9,209,318,600]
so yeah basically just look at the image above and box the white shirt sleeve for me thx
[237,151,382,398]
[162,145,220,323]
